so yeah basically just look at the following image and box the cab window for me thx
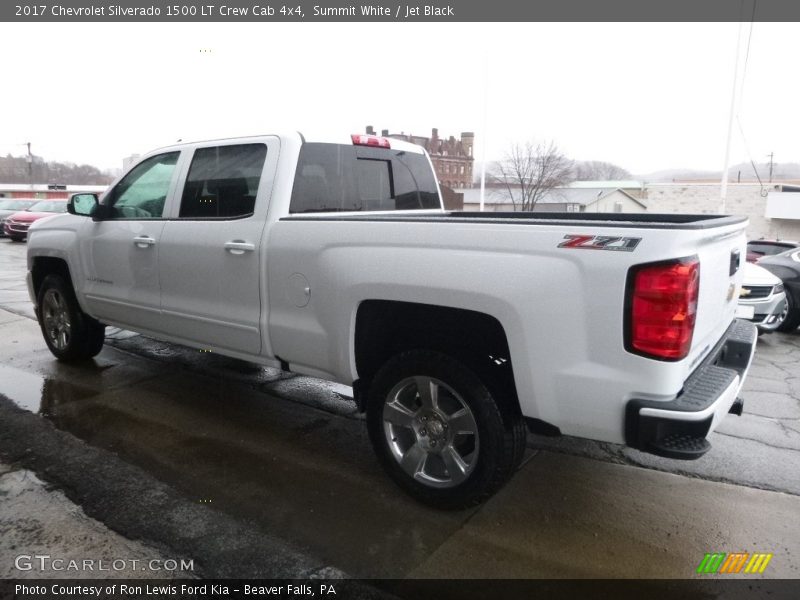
[179,144,267,219]
[289,143,439,213]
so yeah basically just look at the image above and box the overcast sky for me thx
[1,21,798,174]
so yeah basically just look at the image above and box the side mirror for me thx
[91,203,114,221]
[68,193,99,217]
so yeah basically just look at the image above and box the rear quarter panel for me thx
[266,216,748,444]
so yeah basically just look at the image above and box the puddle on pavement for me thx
[0,353,465,577]
[0,365,45,412]
[0,364,97,414]
[0,364,469,578]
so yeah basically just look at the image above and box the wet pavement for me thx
[531,330,800,497]
[0,462,182,579]
[1,238,799,579]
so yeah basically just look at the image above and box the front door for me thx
[78,151,181,332]
[158,139,275,355]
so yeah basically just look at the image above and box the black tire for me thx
[9,236,24,242]
[366,349,527,509]
[37,274,105,361]
[775,293,800,333]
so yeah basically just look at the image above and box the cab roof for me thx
[152,131,426,155]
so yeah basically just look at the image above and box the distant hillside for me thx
[0,154,114,186]
[638,161,800,183]
[636,167,721,182]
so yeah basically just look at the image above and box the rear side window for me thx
[179,144,267,219]
[289,143,439,213]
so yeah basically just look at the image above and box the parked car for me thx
[757,248,800,332]
[25,133,757,508]
[0,198,38,237]
[746,239,799,263]
[3,200,68,241]
[737,262,788,334]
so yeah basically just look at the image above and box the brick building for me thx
[365,126,475,189]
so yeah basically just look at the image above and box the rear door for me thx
[157,138,277,355]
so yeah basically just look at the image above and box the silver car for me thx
[738,262,788,333]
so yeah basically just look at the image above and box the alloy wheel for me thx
[382,376,479,488]
[42,289,72,350]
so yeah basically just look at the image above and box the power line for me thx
[730,0,767,197]
[736,117,768,197]
[738,0,757,106]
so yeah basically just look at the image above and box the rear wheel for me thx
[37,274,105,361]
[366,350,526,509]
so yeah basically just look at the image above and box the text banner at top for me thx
[4,0,800,22]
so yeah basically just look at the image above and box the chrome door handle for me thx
[224,241,255,255]
[133,236,156,248]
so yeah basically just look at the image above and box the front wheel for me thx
[366,350,526,509]
[775,293,800,333]
[37,274,105,361]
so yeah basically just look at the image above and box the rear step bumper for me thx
[625,319,757,460]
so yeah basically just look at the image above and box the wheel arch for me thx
[32,256,73,298]
[353,300,520,415]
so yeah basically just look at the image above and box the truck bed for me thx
[282,211,748,230]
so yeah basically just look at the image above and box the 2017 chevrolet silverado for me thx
[25,133,757,508]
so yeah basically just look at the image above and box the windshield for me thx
[748,242,796,257]
[28,201,68,213]
[0,199,37,210]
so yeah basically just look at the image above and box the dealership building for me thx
[0,183,107,200]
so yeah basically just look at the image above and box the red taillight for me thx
[627,257,700,361]
[351,134,391,149]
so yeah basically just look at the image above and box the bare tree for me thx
[0,155,114,185]
[490,141,573,211]
[573,160,632,181]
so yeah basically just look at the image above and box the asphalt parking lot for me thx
[0,237,799,580]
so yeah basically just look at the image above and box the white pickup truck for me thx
[26,132,757,508]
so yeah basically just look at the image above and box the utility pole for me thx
[26,142,33,189]
[479,53,489,212]
[767,152,774,183]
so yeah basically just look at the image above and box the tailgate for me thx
[685,224,747,370]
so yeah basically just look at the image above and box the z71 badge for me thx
[558,234,642,252]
